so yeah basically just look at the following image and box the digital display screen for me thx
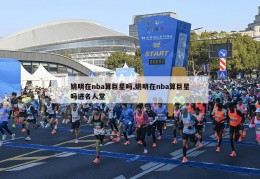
[149,59,165,65]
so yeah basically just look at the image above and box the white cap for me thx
[181,106,188,111]
[256,108,260,113]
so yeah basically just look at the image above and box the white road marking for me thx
[6,162,45,171]
[56,153,76,157]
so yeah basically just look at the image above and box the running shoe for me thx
[25,136,31,141]
[116,137,121,142]
[2,134,6,141]
[124,141,130,145]
[181,157,188,164]
[230,151,236,157]
[93,158,100,164]
[45,123,50,128]
[11,134,15,141]
[199,142,203,148]
[12,124,16,128]
[143,148,148,154]
[152,143,157,147]
[137,140,143,145]
[51,130,57,134]
[40,121,45,128]
[172,139,177,144]
[157,135,162,140]
[75,139,79,144]
[242,130,246,137]
[216,147,220,152]
[21,128,26,132]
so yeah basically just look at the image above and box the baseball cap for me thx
[181,106,187,110]
[93,106,100,111]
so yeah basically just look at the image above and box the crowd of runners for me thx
[0,78,260,164]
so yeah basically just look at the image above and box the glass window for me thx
[58,65,67,73]
[49,64,58,73]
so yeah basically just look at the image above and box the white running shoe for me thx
[11,134,15,141]
[75,139,79,144]
[143,148,148,154]
[45,123,50,128]
[2,134,6,141]
[25,136,31,141]
[40,121,45,128]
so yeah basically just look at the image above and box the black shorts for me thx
[45,113,56,119]
[26,119,36,124]
[71,120,81,130]
[174,120,183,130]
[213,122,225,132]
[196,125,203,131]
[157,121,166,130]
[182,133,196,142]
[95,135,105,142]
[19,112,27,118]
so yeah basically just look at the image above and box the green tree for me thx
[105,49,144,75]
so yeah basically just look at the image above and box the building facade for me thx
[243,5,260,41]
[129,12,178,38]
[0,20,138,67]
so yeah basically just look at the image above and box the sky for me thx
[0,0,259,37]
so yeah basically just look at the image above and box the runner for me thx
[9,92,18,128]
[113,103,123,142]
[24,100,38,141]
[249,108,260,145]
[88,106,116,164]
[172,103,181,144]
[134,104,149,153]
[119,103,134,145]
[237,98,247,140]
[145,103,157,147]
[180,106,201,164]
[211,103,226,152]
[0,99,15,144]
[104,102,118,136]
[155,103,168,140]
[17,96,27,132]
[227,103,243,157]
[70,103,83,143]
[41,96,58,134]
[194,107,206,148]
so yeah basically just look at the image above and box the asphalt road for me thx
[0,115,260,179]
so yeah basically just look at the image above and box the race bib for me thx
[94,128,105,135]
[230,117,237,122]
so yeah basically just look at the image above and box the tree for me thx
[104,51,132,70]
[105,49,144,75]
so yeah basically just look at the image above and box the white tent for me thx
[21,65,40,88]
[79,62,114,74]
[32,64,62,88]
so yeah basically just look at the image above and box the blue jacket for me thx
[0,107,10,123]
[119,108,134,124]
[113,105,123,119]
[155,107,168,121]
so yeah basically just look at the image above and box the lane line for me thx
[6,162,45,171]
[4,141,260,176]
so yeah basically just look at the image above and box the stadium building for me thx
[0,19,138,76]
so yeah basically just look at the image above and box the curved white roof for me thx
[0,19,129,50]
